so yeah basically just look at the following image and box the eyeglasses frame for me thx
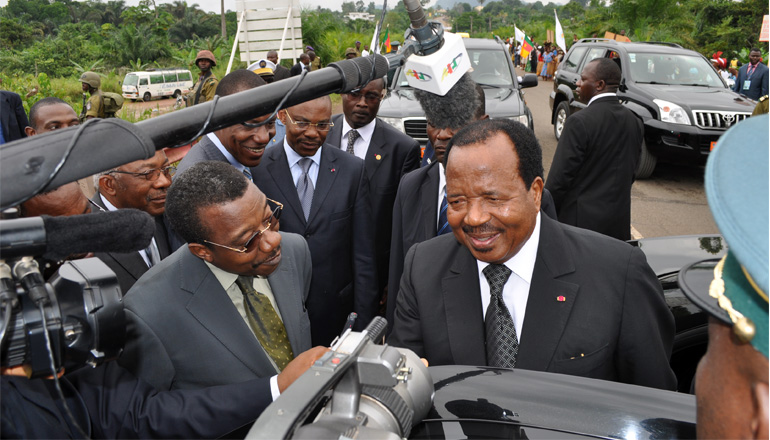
[107,165,177,182]
[203,198,284,253]
[283,111,334,132]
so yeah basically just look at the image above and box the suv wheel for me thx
[143,92,152,102]
[554,101,570,140]
[635,140,657,179]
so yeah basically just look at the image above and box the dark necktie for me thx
[346,129,360,155]
[748,65,755,78]
[242,167,252,181]
[437,190,450,235]
[483,264,518,368]
[144,241,160,268]
[235,276,294,370]
[296,158,314,221]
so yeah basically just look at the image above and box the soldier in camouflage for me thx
[79,71,104,121]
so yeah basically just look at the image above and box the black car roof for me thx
[573,38,704,56]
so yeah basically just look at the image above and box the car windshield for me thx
[627,52,724,87]
[396,47,514,88]
[123,74,138,86]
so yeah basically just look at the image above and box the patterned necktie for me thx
[483,264,518,368]
[346,129,360,155]
[437,190,451,235]
[144,240,160,268]
[235,276,294,370]
[242,167,253,182]
[296,157,314,221]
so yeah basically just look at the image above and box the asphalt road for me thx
[516,68,719,239]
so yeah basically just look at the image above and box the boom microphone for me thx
[0,209,155,261]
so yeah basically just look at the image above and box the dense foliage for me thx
[1,0,766,114]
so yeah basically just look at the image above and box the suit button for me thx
[305,233,312,238]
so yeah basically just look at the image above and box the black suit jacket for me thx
[327,115,420,293]
[0,91,29,143]
[732,62,769,101]
[388,214,677,390]
[290,62,308,77]
[253,142,378,345]
[387,161,558,332]
[90,193,171,294]
[545,96,642,241]
[1,362,270,439]
[274,65,291,81]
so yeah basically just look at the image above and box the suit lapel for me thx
[364,120,388,179]
[516,215,579,371]
[442,241,487,365]
[91,191,152,278]
[265,145,306,225]
[180,251,276,375]
[154,215,171,258]
[307,146,338,224]
[328,114,344,148]
[420,163,440,240]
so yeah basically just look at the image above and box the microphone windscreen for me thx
[43,209,155,261]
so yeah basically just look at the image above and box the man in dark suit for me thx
[545,58,642,241]
[0,90,29,144]
[290,53,310,77]
[91,150,173,293]
[389,118,676,391]
[253,96,378,346]
[268,50,291,81]
[120,161,320,394]
[388,75,557,331]
[176,70,273,178]
[327,77,421,305]
[732,48,769,101]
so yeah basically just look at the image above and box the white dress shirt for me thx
[476,212,541,341]
[283,140,322,188]
[204,261,284,400]
[99,194,157,267]
[587,92,617,106]
[340,117,376,160]
[437,162,446,231]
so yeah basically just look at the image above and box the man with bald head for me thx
[253,96,378,346]
[267,50,291,81]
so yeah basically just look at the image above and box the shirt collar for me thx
[207,132,248,172]
[283,140,322,168]
[341,117,376,146]
[588,92,617,106]
[99,194,119,212]
[438,162,446,195]
[477,212,541,285]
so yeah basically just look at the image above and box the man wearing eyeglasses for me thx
[119,162,319,412]
[91,150,174,293]
[326,77,420,314]
[253,96,379,346]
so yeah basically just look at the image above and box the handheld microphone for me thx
[0,209,155,261]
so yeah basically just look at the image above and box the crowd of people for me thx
[0,41,767,439]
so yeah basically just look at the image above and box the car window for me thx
[123,74,138,86]
[139,78,148,86]
[163,72,178,82]
[178,71,192,82]
[627,53,724,86]
[562,46,588,72]
[150,74,163,85]
[580,47,606,72]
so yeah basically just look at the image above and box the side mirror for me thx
[519,74,538,89]
[619,77,627,93]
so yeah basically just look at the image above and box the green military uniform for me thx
[752,95,768,116]
[81,90,105,121]
[310,57,322,71]
[188,71,218,106]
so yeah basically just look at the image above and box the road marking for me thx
[631,225,643,240]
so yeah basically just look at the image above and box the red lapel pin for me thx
[557,295,566,302]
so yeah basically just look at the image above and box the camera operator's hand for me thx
[277,346,329,393]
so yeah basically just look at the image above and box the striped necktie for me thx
[437,189,451,235]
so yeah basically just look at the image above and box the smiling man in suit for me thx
[91,149,174,294]
[327,77,420,309]
[253,95,378,346]
[388,118,677,391]
[120,161,318,396]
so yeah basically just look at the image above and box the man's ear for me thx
[480,114,490,121]
[751,381,769,440]
[98,174,119,197]
[187,242,214,263]
[24,126,36,137]
[278,109,287,124]
[529,176,544,212]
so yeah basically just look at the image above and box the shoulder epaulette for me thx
[760,95,768,102]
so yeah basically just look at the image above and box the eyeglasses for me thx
[107,165,176,181]
[203,198,283,253]
[284,111,334,132]
[345,89,383,104]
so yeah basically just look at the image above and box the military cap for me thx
[679,115,769,358]
[247,59,276,76]
[345,47,357,56]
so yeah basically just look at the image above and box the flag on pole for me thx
[554,10,567,52]
[381,27,391,53]
[520,34,534,59]
[371,20,381,55]
[514,25,525,45]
